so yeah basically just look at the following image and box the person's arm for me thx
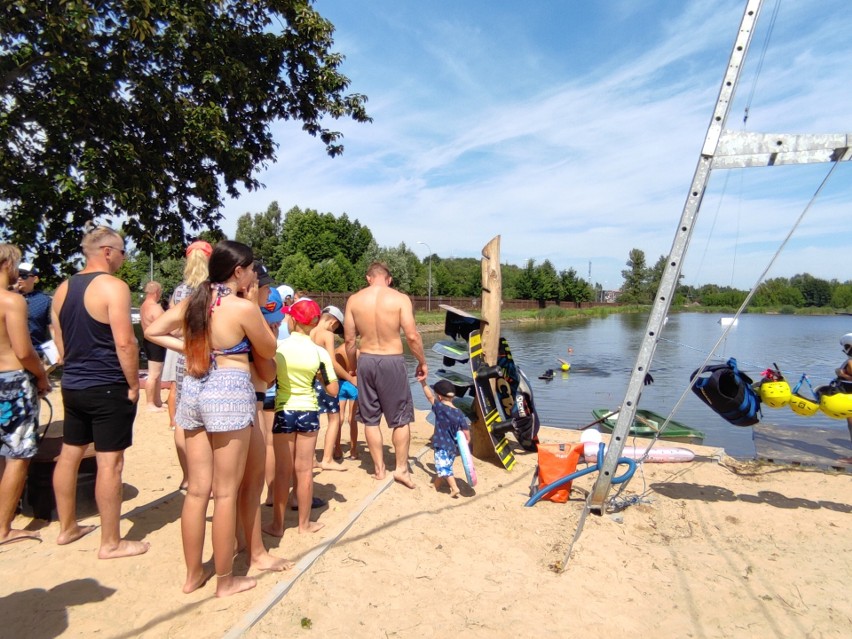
[106,279,139,403]
[400,296,427,381]
[317,349,339,396]
[420,378,435,404]
[241,300,277,359]
[343,303,358,377]
[6,295,50,394]
[253,355,276,385]
[144,302,186,351]
[50,282,67,362]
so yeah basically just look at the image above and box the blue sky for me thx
[220,0,851,291]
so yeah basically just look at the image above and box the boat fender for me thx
[690,357,761,427]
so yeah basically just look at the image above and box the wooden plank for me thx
[752,423,850,472]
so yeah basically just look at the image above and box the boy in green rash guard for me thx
[263,298,338,536]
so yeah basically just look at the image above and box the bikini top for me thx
[214,336,252,357]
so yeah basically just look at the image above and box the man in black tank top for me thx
[51,226,150,559]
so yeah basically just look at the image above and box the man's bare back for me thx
[346,285,407,355]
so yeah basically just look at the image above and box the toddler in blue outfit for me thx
[420,379,470,498]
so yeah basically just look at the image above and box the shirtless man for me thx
[310,306,352,470]
[344,262,427,488]
[0,244,51,545]
[140,281,166,410]
[51,226,149,558]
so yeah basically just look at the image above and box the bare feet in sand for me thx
[251,553,295,572]
[215,575,256,598]
[56,524,98,546]
[261,524,284,538]
[98,539,150,560]
[449,488,461,499]
[319,460,347,472]
[371,465,386,480]
[393,470,415,489]
[298,521,325,534]
[0,529,41,546]
[183,564,215,594]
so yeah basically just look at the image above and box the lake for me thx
[411,312,852,458]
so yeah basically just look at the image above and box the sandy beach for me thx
[1,388,850,638]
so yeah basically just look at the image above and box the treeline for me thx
[618,248,852,310]
[117,203,595,304]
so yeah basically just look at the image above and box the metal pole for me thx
[588,0,764,513]
[417,241,432,311]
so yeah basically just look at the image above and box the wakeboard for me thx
[495,337,541,451]
[435,368,474,397]
[432,339,471,362]
[469,330,516,471]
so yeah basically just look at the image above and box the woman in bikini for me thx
[146,241,276,598]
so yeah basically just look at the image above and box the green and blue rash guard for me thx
[274,332,337,412]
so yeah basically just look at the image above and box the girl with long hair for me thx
[146,240,276,597]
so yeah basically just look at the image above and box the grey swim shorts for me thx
[356,353,414,428]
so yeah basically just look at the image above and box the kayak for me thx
[591,408,705,445]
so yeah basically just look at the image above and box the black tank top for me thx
[59,272,126,389]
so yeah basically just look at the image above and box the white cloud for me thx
[221,0,852,290]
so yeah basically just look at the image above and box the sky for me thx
[219,0,852,291]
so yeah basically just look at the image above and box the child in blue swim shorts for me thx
[420,379,470,498]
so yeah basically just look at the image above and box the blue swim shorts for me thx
[434,447,456,478]
[338,380,358,401]
[313,378,340,414]
[0,370,39,459]
[273,410,320,434]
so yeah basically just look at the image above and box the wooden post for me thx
[470,235,502,464]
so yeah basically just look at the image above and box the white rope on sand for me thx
[222,445,432,639]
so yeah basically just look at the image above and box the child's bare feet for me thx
[251,553,295,572]
[319,460,347,472]
[98,539,150,560]
[215,574,256,597]
[183,563,215,594]
[298,521,325,534]
[449,488,460,499]
[56,524,97,546]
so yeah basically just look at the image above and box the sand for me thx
[1,388,849,638]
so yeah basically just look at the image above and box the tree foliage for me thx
[619,248,648,303]
[0,0,371,278]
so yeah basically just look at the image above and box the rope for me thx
[632,159,842,464]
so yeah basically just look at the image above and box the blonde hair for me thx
[183,249,209,288]
[144,280,162,296]
[0,243,22,272]
[81,225,123,256]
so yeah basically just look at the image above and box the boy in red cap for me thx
[263,298,338,536]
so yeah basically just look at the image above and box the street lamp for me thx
[417,241,432,312]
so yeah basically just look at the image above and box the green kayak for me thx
[591,408,705,445]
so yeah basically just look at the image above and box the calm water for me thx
[409,313,852,458]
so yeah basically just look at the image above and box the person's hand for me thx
[37,376,51,397]
[244,279,259,303]
[128,388,140,404]
[415,362,428,382]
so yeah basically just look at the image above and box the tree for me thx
[0,1,371,278]
[534,260,560,305]
[559,267,592,303]
[235,202,283,266]
[790,273,832,307]
[619,248,648,304]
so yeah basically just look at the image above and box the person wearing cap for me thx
[51,225,148,559]
[263,298,338,537]
[420,379,470,499]
[140,281,166,410]
[275,285,294,339]
[161,239,212,488]
[0,244,51,545]
[309,305,350,470]
[344,261,427,489]
[15,261,53,357]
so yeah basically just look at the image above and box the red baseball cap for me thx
[185,240,213,258]
[282,298,321,325]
